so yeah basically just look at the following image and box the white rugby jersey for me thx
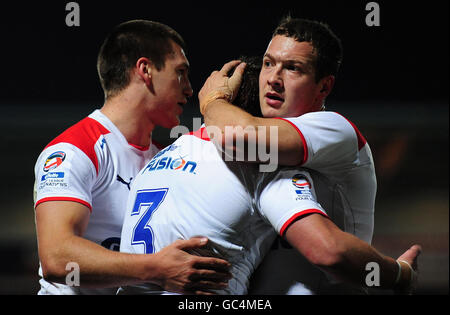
[34,109,160,295]
[249,111,377,295]
[119,127,328,295]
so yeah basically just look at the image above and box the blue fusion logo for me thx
[143,145,197,174]
[143,156,197,174]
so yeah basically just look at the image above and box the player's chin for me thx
[164,115,181,129]
[261,106,281,118]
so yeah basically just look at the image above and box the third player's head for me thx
[259,16,343,118]
[97,20,193,128]
[228,56,263,118]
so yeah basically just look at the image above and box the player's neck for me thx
[101,91,155,148]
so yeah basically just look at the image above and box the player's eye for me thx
[263,60,272,68]
[286,64,303,73]
[176,68,189,82]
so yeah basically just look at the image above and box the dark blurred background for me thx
[0,0,447,294]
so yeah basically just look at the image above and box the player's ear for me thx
[318,75,335,97]
[136,57,153,87]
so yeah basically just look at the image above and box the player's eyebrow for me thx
[285,59,307,66]
[264,53,313,73]
[263,53,309,66]
[263,53,276,62]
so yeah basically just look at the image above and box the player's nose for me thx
[267,68,283,91]
[184,80,193,98]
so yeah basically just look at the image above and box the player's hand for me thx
[394,244,422,295]
[198,60,246,114]
[151,237,232,295]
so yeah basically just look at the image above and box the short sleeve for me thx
[279,112,361,171]
[257,169,328,236]
[34,143,97,211]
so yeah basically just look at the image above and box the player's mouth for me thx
[177,101,187,112]
[264,92,284,108]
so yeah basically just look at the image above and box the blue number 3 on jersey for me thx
[130,188,168,254]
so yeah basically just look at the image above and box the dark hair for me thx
[228,56,263,117]
[273,16,343,82]
[97,20,186,99]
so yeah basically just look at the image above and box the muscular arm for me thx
[284,214,419,291]
[203,99,304,166]
[35,201,231,293]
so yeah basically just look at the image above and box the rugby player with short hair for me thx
[198,17,421,294]
[33,20,231,295]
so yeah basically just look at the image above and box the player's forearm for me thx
[203,99,254,134]
[204,100,302,166]
[287,215,414,292]
[204,99,260,162]
[321,232,399,289]
[40,234,150,288]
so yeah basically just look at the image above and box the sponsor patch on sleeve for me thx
[291,174,314,201]
[43,151,66,172]
[38,172,69,190]
[39,151,69,190]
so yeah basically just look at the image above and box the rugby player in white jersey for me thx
[33,20,231,295]
[119,57,420,295]
[198,17,421,294]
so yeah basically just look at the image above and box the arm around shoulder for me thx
[203,100,305,166]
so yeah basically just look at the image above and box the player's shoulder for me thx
[298,111,367,149]
[185,126,211,142]
[331,112,367,150]
[40,112,111,173]
[45,114,110,151]
[174,126,214,152]
[297,110,349,123]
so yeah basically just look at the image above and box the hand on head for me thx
[199,60,247,114]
